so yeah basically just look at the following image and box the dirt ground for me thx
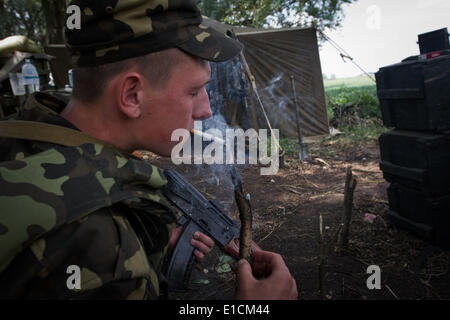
[141,135,450,300]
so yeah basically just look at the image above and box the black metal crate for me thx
[376,55,450,132]
[418,28,450,54]
[379,129,450,196]
[387,183,450,249]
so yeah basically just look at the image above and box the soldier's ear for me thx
[116,72,144,119]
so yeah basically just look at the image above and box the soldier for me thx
[0,0,297,300]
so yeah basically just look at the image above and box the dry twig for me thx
[231,167,253,262]
[337,167,358,253]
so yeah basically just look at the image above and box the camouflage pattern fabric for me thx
[0,93,177,299]
[66,0,243,67]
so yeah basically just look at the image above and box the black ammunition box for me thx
[418,28,449,54]
[376,55,450,131]
[387,183,450,249]
[379,130,450,196]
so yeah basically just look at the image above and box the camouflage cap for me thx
[65,0,243,67]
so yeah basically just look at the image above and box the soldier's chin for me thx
[161,142,181,158]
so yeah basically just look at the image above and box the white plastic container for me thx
[21,59,40,94]
[68,69,73,87]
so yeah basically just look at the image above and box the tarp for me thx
[203,18,330,139]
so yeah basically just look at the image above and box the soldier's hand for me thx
[190,231,214,262]
[235,250,298,300]
[169,226,214,262]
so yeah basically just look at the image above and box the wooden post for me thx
[318,213,343,299]
[289,75,310,161]
[318,214,325,299]
[337,167,357,252]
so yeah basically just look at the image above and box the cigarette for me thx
[190,129,226,145]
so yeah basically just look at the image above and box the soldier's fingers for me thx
[194,232,215,249]
[168,225,184,249]
[190,239,212,255]
[194,249,205,262]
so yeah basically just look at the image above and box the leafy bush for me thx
[279,137,299,156]
[262,135,299,157]
[322,82,391,143]
[326,85,381,123]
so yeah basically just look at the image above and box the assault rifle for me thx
[162,169,259,292]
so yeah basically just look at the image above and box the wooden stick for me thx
[238,43,283,155]
[318,214,325,299]
[337,167,357,252]
[235,188,253,262]
[318,214,343,299]
[230,166,253,262]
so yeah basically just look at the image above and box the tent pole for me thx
[290,75,310,161]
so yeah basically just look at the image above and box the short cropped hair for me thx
[71,48,186,103]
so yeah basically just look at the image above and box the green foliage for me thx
[279,137,299,156]
[260,134,299,157]
[198,0,356,32]
[0,0,44,44]
[0,0,67,46]
[339,122,389,142]
[323,79,391,143]
[324,75,375,89]
[326,84,380,121]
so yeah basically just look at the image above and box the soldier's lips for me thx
[190,129,226,145]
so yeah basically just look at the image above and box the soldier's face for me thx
[137,52,212,156]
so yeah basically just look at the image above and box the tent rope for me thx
[243,58,283,153]
[318,30,376,83]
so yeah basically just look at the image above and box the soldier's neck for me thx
[61,99,135,153]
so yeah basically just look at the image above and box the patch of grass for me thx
[339,121,390,142]
[326,85,381,120]
[308,121,390,161]
[263,135,299,157]
[324,75,376,89]
[279,137,299,156]
[323,78,390,144]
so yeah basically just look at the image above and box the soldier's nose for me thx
[193,96,212,121]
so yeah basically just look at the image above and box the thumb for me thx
[236,259,253,284]
[235,259,255,300]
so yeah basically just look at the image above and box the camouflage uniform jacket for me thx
[0,92,177,299]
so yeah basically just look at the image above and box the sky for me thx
[319,0,450,78]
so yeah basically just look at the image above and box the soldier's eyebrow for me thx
[192,80,211,90]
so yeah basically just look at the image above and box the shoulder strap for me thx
[0,120,129,157]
